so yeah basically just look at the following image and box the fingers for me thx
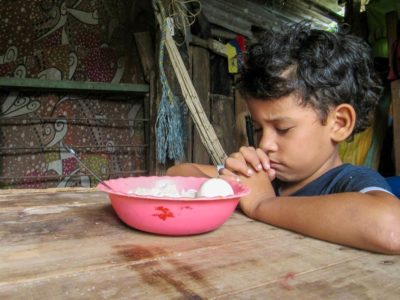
[255,148,276,181]
[218,172,241,183]
[225,151,253,177]
[237,146,262,173]
[219,167,236,176]
[223,146,275,180]
[255,148,271,172]
[267,168,276,181]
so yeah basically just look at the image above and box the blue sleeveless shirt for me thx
[275,164,393,196]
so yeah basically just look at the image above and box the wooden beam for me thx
[0,77,149,95]
[386,11,400,175]
[134,32,155,83]
[390,80,400,175]
[133,31,158,174]
[190,35,227,57]
[191,45,211,164]
[211,94,237,154]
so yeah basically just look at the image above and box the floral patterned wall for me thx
[0,0,151,188]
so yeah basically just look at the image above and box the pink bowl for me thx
[97,176,250,236]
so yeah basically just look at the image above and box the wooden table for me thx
[1,189,399,299]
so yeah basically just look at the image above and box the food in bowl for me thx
[196,178,234,197]
[128,179,197,198]
[98,176,250,236]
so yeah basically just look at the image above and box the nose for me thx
[258,129,278,153]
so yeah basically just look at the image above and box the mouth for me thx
[269,160,281,168]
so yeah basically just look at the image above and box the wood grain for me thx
[191,45,211,164]
[386,11,400,175]
[1,190,399,299]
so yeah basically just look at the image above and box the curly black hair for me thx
[237,23,383,136]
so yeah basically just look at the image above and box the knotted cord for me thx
[156,18,185,164]
[153,0,227,165]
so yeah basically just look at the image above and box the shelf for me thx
[0,77,149,95]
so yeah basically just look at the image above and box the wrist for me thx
[240,192,274,219]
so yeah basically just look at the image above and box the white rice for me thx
[128,180,197,198]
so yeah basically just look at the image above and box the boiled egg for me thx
[196,178,234,197]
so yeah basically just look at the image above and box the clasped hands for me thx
[218,146,277,215]
[219,146,275,181]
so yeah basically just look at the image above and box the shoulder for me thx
[336,164,392,194]
[337,164,380,178]
[292,164,392,196]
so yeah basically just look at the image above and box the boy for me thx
[167,23,400,254]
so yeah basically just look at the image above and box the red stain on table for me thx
[278,272,296,290]
[153,206,175,220]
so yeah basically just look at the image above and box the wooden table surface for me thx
[1,188,399,299]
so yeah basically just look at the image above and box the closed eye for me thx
[276,127,292,134]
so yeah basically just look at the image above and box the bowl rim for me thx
[97,176,250,201]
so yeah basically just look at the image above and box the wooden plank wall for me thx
[189,45,240,164]
[212,94,237,155]
[386,11,400,175]
[235,88,251,148]
[134,32,160,175]
[191,46,211,164]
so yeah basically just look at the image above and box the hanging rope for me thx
[167,0,201,46]
[156,18,185,164]
[153,0,227,165]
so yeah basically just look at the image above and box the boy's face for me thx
[246,94,342,185]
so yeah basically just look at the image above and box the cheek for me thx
[281,127,330,163]
[282,137,312,163]
[297,122,330,144]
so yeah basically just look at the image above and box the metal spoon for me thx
[64,144,114,190]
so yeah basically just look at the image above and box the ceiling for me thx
[199,0,345,40]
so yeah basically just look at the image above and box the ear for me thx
[329,104,356,142]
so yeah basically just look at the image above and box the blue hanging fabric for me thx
[156,19,185,164]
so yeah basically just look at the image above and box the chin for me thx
[274,173,287,182]
[275,172,298,183]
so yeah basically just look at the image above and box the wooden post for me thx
[234,74,250,148]
[134,32,155,83]
[391,80,400,175]
[212,94,237,154]
[134,32,160,175]
[191,45,211,164]
[386,11,400,175]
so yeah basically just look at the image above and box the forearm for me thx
[166,163,217,178]
[247,192,400,254]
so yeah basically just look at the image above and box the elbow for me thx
[239,197,263,220]
[166,163,189,176]
[165,165,178,176]
[377,231,400,254]
[369,213,400,254]
[239,200,256,219]
[239,201,254,219]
